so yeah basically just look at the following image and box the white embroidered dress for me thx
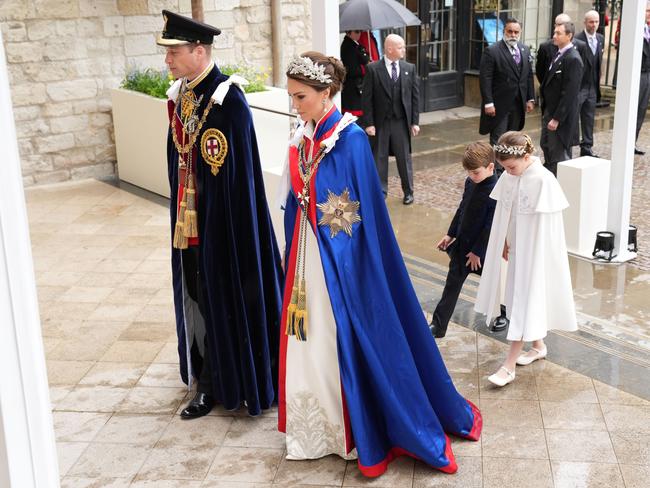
[475,158,578,341]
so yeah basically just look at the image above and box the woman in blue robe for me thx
[277,52,482,477]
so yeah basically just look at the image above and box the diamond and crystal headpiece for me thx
[493,144,528,156]
[287,56,332,84]
[494,134,534,156]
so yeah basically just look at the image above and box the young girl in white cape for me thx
[475,131,578,386]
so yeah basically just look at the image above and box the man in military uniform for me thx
[157,10,282,419]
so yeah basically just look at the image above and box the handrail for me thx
[248,104,298,118]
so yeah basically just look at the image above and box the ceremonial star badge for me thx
[316,188,361,238]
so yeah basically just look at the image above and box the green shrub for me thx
[120,66,172,99]
[120,63,269,98]
[220,63,269,93]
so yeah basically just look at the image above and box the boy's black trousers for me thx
[431,251,472,334]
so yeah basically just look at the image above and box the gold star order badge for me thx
[316,188,361,238]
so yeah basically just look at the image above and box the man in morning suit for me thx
[340,29,370,116]
[575,11,604,157]
[539,21,583,176]
[362,33,420,205]
[535,13,573,84]
[479,18,535,167]
[635,2,650,155]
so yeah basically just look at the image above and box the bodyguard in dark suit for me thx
[429,142,497,338]
[539,22,583,175]
[340,30,370,116]
[575,11,604,157]
[479,18,535,154]
[362,34,420,204]
[636,4,650,155]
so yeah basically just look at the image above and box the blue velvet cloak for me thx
[167,65,283,415]
[279,109,481,476]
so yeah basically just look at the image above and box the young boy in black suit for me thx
[430,142,498,338]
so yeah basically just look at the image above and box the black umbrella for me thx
[339,0,421,32]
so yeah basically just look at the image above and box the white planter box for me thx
[111,88,170,198]
[111,85,292,242]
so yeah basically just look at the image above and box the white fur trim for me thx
[211,74,249,105]
[166,78,183,101]
[278,113,357,208]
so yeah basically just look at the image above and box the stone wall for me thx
[0,0,311,186]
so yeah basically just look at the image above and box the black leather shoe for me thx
[580,148,598,157]
[490,315,509,332]
[180,392,214,419]
[403,194,414,205]
[429,321,447,338]
[635,147,645,155]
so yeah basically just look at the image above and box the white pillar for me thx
[0,37,60,487]
[311,0,342,108]
[606,0,646,262]
[311,0,340,56]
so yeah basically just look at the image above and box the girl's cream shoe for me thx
[516,346,547,366]
[488,366,515,387]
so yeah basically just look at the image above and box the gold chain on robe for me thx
[171,80,214,249]
[285,141,327,341]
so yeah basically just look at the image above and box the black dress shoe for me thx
[403,194,414,205]
[180,392,214,419]
[635,147,645,155]
[580,148,598,157]
[429,321,447,338]
[490,315,509,332]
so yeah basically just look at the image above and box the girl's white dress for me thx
[475,158,578,341]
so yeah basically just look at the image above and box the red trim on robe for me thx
[288,107,339,231]
[464,399,483,442]
[277,210,301,433]
[343,109,363,117]
[169,101,198,246]
[357,435,457,478]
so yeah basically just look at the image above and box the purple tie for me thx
[549,50,562,70]
[391,61,397,82]
[512,47,521,65]
[645,25,650,42]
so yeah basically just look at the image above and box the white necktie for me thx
[590,36,597,55]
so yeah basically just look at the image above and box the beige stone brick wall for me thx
[0,0,311,186]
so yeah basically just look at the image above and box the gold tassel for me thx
[285,284,298,336]
[183,208,198,238]
[295,283,307,341]
[183,177,198,238]
[173,196,189,249]
[173,221,188,249]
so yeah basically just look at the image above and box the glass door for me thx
[413,0,461,111]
